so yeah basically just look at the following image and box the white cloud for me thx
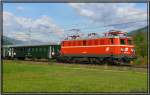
[69,3,147,31]
[3,11,64,42]
[13,32,30,41]
[16,6,24,12]
[33,15,64,36]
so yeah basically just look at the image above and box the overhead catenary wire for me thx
[60,11,146,28]
[64,19,147,31]
[63,18,147,33]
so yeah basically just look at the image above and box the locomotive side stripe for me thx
[62,45,134,48]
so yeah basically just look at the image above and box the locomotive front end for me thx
[119,37,136,63]
[104,30,137,64]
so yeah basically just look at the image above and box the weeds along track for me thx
[3,59,148,71]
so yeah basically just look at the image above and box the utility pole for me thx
[27,27,31,45]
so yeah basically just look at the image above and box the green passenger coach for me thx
[2,44,60,60]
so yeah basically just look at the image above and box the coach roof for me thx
[3,43,60,48]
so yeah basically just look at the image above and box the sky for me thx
[3,3,147,43]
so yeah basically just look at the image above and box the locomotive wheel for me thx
[61,56,72,63]
[92,58,97,64]
[88,58,92,64]
[114,60,120,65]
[75,59,80,63]
[71,58,76,63]
[56,56,62,62]
[67,57,72,63]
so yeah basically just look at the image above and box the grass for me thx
[3,60,148,93]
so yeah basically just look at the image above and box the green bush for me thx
[134,56,148,65]
[134,57,143,65]
[130,27,148,65]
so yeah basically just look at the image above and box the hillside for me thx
[129,26,148,56]
[3,36,23,45]
[3,37,13,45]
[128,26,148,40]
[2,36,43,45]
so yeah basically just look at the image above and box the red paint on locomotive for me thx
[60,30,136,63]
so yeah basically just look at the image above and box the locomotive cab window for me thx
[128,39,132,45]
[120,39,125,45]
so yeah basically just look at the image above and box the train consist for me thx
[2,30,136,64]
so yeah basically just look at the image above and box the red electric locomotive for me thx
[58,30,136,64]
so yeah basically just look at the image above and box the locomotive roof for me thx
[3,43,60,48]
[63,36,132,41]
[64,30,130,41]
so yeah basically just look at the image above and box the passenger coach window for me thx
[120,39,125,45]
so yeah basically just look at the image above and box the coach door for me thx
[48,46,51,58]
